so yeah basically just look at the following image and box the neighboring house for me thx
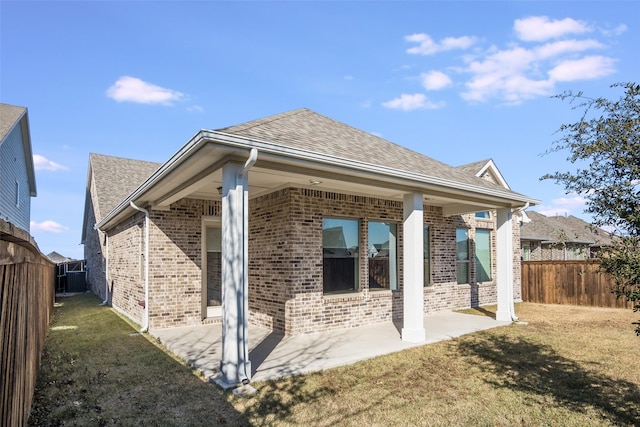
[0,103,37,232]
[47,251,72,264]
[82,108,538,387]
[520,211,614,261]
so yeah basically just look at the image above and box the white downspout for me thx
[238,148,257,384]
[103,232,109,305]
[130,201,150,332]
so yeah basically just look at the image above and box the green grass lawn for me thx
[30,293,640,426]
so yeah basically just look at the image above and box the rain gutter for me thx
[96,130,540,231]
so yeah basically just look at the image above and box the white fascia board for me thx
[476,159,510,190]
[202,131,538,205]
[96,130,540,231]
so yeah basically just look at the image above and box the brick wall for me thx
[146,198,219,329]
[250,187,514,336]
[108,213,145,324]
[84,196,104,299]
[84,177,107,300]
[95,186,522,335]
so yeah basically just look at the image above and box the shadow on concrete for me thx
[458,335,640,425]
[249,331,283,377]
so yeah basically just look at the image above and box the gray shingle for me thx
[218,108,517,193]
[0,103,26,143]
[455,159,492,176]
[90,153,161,222]
[521,211,614,246]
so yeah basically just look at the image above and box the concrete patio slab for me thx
[151,311,510,384]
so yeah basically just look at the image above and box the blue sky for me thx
[1,1,638,260]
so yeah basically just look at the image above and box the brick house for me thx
[81,108,538,386]
[520,211,614,260]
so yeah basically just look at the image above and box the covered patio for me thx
[151,311,511,385]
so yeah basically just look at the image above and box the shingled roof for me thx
[88,153,161,223]
[218,108,516,194]
[455,159,492,176]
[0,103,26,143]
[521,211,614,247]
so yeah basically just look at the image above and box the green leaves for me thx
[544,82,640,335]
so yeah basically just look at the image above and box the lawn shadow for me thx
[458,335,640,425]
[243,372,386,426]
[242,331,389,426]
[467,306,496,319]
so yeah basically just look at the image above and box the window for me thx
[323,218,359,293]
[456,228,469,284]
[475,229,492,282]
[206,226,222,306]
[522,242,531,261]
[368,221,398,290]
[475,211,490,218]
[15,181,19,208]
[424,225,431,286]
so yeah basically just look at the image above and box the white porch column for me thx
[402,193,426,342]
[496,207,516,322]
[218,162,251,388]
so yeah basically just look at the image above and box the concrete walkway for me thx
[151,312,510,384]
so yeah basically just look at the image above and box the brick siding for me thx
[90,186,522,335]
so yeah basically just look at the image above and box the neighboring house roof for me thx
[0,103,37,196]
[81,153,161,242]
[47,251,72,264]
[92,108,539,231]
[520,211,615,247]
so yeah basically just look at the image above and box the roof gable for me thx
[218,108,511,193]
[88,153,161,223]
[456,158,510,189]
[0,103,37,196]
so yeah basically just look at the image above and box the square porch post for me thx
[217,162,251,388]
[402,193,426,342]
[496,207,517,322]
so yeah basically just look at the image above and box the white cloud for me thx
[382,93,444,111]
[534,39,603,59]
[533,195,587,217]
[187,105,204,113]
[459,23,615,103]
[30,220,69,233]
[548,55,616,82]
[406,33,477,55]
[396,16,620,106]
[33,154,68,171]
[106,76,184,105]
[600,24,627,37]
[514,16,591,42]
[421,71,452,90]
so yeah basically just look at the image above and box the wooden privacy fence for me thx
[521,260,631,309]
[0,221,55,427]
